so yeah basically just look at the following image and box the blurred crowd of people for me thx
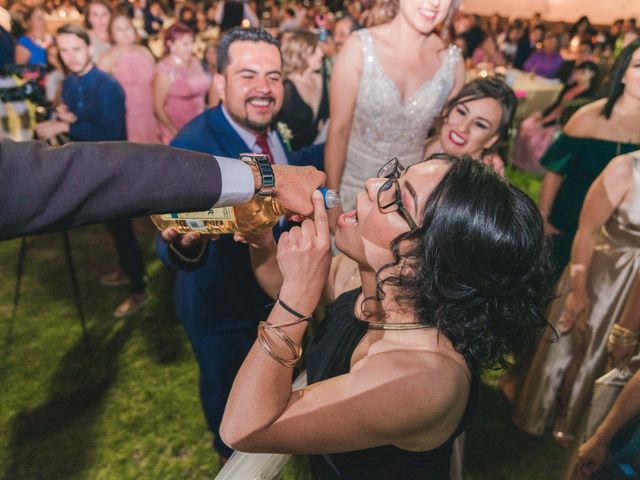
[0,0,639,478]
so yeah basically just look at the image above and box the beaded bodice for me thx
[339,29,461,210]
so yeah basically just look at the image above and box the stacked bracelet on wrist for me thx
[256,297,312,368]
[608,323,640,347]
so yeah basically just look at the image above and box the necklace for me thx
[171,53,183,66]
[367,322,429,330]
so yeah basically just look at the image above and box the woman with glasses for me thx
[221,155,553,479]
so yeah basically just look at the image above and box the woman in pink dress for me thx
[99,14,161,143]
[153,22,211,144]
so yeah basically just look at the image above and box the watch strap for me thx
[241,153,275,196]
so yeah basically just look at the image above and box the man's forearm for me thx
[0,139,225,240]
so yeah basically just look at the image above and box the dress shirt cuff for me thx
[214,156,254,207]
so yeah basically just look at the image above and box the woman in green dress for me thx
[537,40,640,275]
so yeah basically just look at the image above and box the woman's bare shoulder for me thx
[331,32,364,79]
[354,347,470,442]
[603,152,636,183]
[356,342,470,397]
[564,98,607,137]
[339,30,364,58]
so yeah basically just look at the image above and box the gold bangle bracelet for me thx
[257,327,297,368]
[610,323,640,338]
[608,334,639,347]
[257,321,302,368]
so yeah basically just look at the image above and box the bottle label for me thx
[160,207,235,222]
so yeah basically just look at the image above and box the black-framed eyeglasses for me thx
[376,158,418,231]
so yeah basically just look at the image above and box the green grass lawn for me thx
[0,169,569,479]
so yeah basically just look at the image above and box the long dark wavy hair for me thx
[601,40,640,119]
[376,155,554,371]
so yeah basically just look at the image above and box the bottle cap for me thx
[318,188,341,209]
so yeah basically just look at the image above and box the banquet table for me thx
[466,67,564,124]
[510,70,564,122]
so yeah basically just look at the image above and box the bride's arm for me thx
[324,34,363,230]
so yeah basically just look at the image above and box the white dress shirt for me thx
[214,106,289,207]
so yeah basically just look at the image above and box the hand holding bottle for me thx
[160,228,215,264]
[233,229,275,250]
[161,228,215,246]
[271,165,326,219]
[277,191,332,316]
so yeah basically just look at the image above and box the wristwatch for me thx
[240,153,275,197]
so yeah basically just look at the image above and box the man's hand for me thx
[56,104,77,124]
[233,230,275,250]
[161,228,216,247]
[272,165,326,218]
[35,120,69,140]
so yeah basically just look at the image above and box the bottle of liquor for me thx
[151,187,340,235]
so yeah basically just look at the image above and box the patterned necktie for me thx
[254,133,274,164]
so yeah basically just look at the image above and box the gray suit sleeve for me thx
[0,139,222,240]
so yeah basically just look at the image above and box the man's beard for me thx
[228,96,277,134]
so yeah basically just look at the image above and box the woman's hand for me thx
[482,153,505,177]
[541,213,562,236]
[277,191,332,315]
[607,339,637,370]
[559,289,589,334]
[574,435,608,479]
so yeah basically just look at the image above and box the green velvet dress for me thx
[541,133,640,271]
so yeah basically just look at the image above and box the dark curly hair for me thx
[377,154,555,371]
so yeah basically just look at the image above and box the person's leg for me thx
[104,219,147,316]
[105,219,146,293]
[187,326,257,459]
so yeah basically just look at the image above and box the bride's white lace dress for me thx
[339,29,462,210]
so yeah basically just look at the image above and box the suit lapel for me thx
[207,107,252,157]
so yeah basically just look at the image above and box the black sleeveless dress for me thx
[306,289,479,480]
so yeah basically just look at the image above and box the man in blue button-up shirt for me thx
[36,23,147,318]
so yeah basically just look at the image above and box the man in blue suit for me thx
[156,27,323,462]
